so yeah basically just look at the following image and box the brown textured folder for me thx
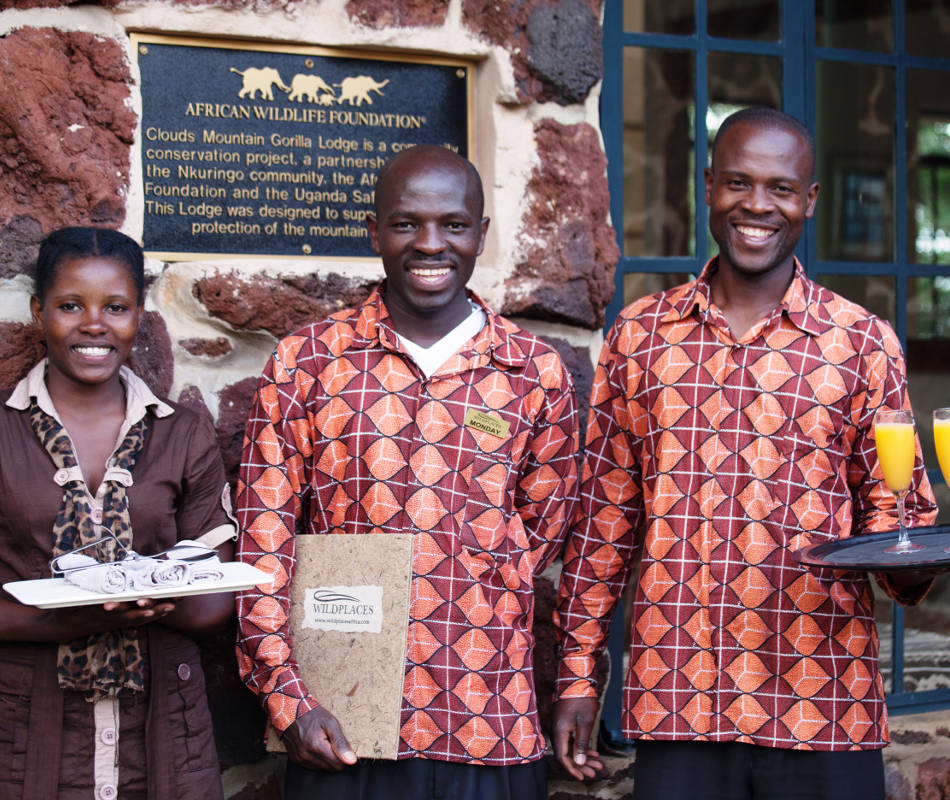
[266,533,413,759]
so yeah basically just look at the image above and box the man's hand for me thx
[553,697,604,781]
[282,707,357,772]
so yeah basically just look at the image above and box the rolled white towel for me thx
[123,558,159,591]
[59,553,130,594]
[188,556,225,584]
[148,558,191,587]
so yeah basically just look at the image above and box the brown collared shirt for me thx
[236,287,580,764]
[555,260,937,751]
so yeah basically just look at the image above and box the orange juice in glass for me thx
[935,408,950,486]
[874,409,923,553]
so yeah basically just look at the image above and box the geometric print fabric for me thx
[555,261,937,751]
[237,287,580,764]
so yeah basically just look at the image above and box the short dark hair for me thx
[712,106,816,177]
[34,227,145,304]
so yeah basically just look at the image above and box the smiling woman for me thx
[0,227,234,799]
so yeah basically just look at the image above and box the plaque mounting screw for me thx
[305,59,314,68]
[456,69,465,78]
[302,244,312,254]
[140,46,148,55]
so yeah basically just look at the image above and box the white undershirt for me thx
[395,304,486,378]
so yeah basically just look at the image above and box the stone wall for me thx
[0,1,613,797]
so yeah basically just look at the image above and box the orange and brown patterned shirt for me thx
[236,286,579,765]
[555,260,937,751]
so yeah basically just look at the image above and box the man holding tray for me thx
[236,145,580,799]
[553,107,941,800]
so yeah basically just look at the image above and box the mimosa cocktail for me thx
[934,408,950,486]
[875,421,915,492]
[874,409,923,554]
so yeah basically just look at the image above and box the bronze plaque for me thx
[133,35,472,261]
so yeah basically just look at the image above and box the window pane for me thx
[815,274,895,327]
[816,0,893,51]
[623,272,694,307]
[907,71,950,265]
[906,0,950,58]
[708,0,780,40]
[908,275,950,510]
[816,61,895,261]
[624,0,694,34]
[709,52,782,111]
[623,48,695,258]
[706,54,782,258]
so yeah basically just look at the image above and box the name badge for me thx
[464,408,510,439]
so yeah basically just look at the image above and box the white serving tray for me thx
[3,562,272,608]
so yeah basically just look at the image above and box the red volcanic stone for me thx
[175,384,215,423]
[0,28,134,252]
[917,758,950,800]
[541,336,593,431]
[178,336,233,358]
[503,120,619,329]
[525,0,602,104]
[891,729,932,745]
[128,311,174,398]
[346,0,450,27]
[463,0,603,104]
[194,271,376,338]
[0,216,45,280]
[885,764,913,800]
[216,377,259,486]
[0,323,45,390]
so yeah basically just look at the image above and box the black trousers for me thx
[632,740,885,800]
[285,756,548,800]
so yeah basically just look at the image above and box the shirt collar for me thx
[352,282,529,369]
[7,358,174,423]
[663,257,832,337]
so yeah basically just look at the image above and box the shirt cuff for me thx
[556,655,599,699]
[266,690,321,734]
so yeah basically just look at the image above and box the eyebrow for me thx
[718,168,803,184]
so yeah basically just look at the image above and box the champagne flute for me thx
[874,409,923,554]
[935,408,950,553]
[935,408,950,486]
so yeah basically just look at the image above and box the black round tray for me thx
[792,526,950,571]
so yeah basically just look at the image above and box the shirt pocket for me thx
[0,657,34,785]
[773,424,846,543]
[161,643,218,775]
[458,419,518,561]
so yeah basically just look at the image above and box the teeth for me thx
[409,267,450,277]
[74,346,112,356]
[736,225,772,240]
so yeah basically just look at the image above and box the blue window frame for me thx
[599,0,950,745]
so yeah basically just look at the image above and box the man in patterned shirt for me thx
[552,107,941,799]
[236,145,580,799]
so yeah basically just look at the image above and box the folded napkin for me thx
[59,543,225,594]
[56,553,131,594]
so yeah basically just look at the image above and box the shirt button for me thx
[91,507,103,524]
[98,785,117,800]
[54,468,69,484]
[177,663,191,681]
[100,727,117,745]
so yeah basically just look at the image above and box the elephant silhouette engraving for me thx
[334,76,390,106]
[230,67,290,100]
[287,74,336,104]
